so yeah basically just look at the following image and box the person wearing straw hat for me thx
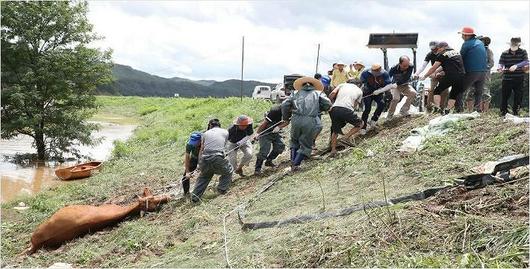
[458,26,488,112]
[348,61,365,81]
[191,119,232,203]
[253,102,289,175]
[226,115,255,177]
[331,62,349,89]
[498,37,529,116]
[281,76,331,171]
[181,131,202,197]
[359,63,392,135]
[421,42,466,114]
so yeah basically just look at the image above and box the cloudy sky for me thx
[88,1,530,83]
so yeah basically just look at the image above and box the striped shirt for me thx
[499,48,528,80]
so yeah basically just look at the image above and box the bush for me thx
[488,72,529,109]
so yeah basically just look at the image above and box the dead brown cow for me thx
[26,188,170,254]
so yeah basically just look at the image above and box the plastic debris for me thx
[504,113,530,125]
[48,263,73,269]
[398,112,480,154]
[14,202,29,211]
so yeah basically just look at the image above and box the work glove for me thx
[272,126,281,133]
[509,65,518,72]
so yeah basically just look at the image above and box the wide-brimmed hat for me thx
[336,62,346,66]
[188,131,202,146]
[370,64,382,71]
[234,115,253,126]
[509,37,522,45]
[293,77,324,91]
[458,26,475,36]
[353,61,365,68]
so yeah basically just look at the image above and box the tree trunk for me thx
[35,130,46,160]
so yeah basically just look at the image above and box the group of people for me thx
[180,26,528,203]
[181,77,329,203]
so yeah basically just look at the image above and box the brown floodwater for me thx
[0,122,136,203]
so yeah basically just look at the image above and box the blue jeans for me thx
[361,94,385,129]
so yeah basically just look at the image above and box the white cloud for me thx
[87,0,530,83]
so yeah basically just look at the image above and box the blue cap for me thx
[188,131,202,146]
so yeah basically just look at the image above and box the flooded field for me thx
[0,122,136,203]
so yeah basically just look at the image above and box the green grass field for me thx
[1,96,528,268]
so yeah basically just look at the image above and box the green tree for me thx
[1,1,113,160]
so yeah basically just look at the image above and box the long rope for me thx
[223,120,285,156]
[361,79,419,100]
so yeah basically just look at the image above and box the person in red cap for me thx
[227,115,255,176]
[458,26,488,112]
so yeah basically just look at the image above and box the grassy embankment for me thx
[1,96,528,268]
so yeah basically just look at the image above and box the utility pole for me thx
[240,36,245,101]
[381,48,389,71]
[315,43,320,74]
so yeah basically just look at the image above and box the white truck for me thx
[251,85,272,100]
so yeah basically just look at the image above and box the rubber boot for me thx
[290,148,297,164]
[293,153,305,166]
[181,175,190,195]
[264,159,276,168]
[254,158,265,175]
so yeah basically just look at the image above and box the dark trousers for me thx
[181,158,198,194]
[459,71,487,111]
[361,94,385,129]
[500,77,524,116]
[191,155,233,202]
[257,133,285,161]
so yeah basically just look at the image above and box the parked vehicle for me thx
[270,83,285,103]
[270,74,303,103]
[252,85,272,99]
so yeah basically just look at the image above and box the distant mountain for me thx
[170,77,216,87]
[96,64,276,97]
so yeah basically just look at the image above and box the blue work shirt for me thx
[460,37,488,72]
[360,70,391,93]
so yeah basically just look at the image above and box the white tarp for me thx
[504,113,530,125]
[398,112,480,154]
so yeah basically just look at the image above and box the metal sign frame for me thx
[367,33,419,71]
